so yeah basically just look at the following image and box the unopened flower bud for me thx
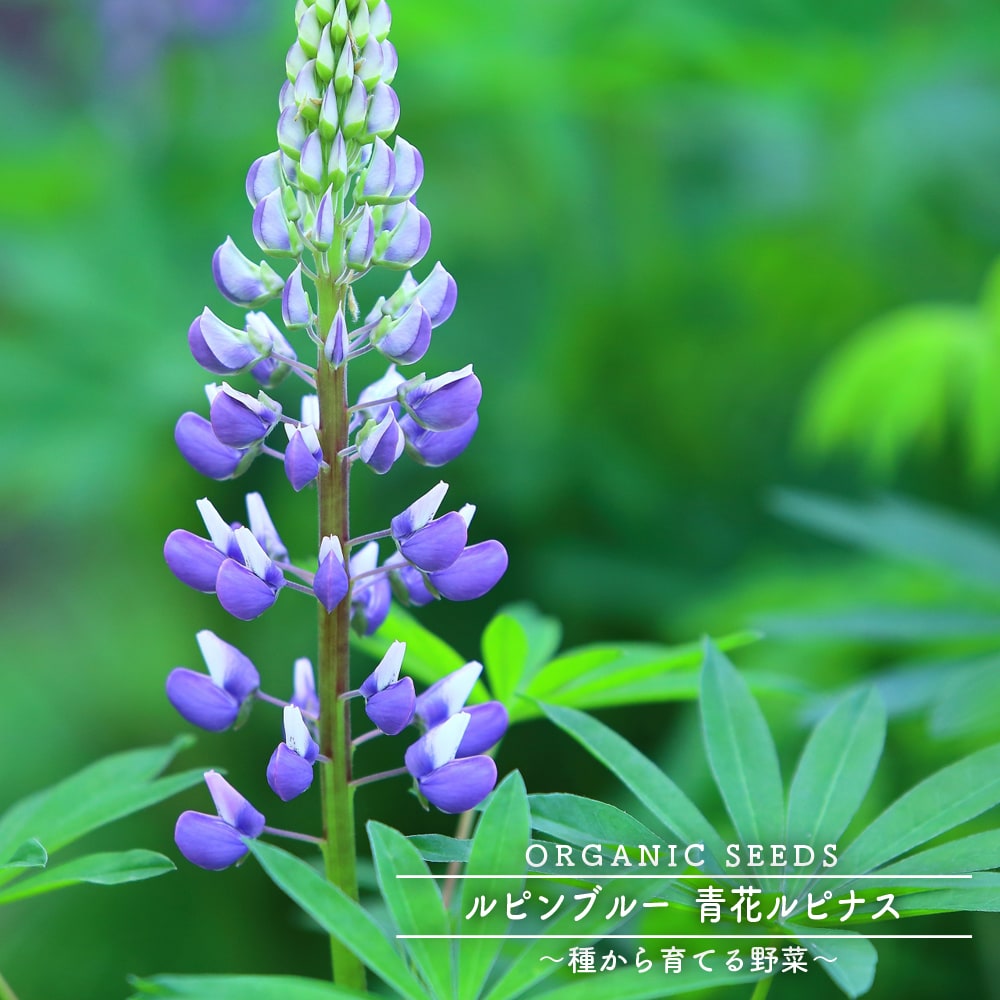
[313,187,335,249]
[346,206,375,269]
[286,40,309,82]
[370,1,391,42]
[318,86,339,139]
[284,423,324,491]
[267,706,320,801]
[297,5,321,57]
[333,37,355,94]
[282,264,313,327]
[316,23,335,80]
[324,306,349,366]
[298,130,325,193]
[315,0,335,25]
[360,642,414,735]
[342,76,369,139]
[330,0,349,42]
[357,410,404,474]
[327,133,348,188]
[351,1,370,47]
[294,61,322,122]
[278,106,307,159]
[358,35,383,89]
[315,535,349,612]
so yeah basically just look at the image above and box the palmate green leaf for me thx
[755,606,1000,642]
[482,875,673,1000]
[458,773,531,1000]
[786,688,885,849]
[539,702,727,870]
[772,490,1000,594]
[530,962,761,999]
[516,631,757,723]
[369,821,453,1000]
[0,839,46,871]
[352,605,472,693]
[890,872,1000,914]
[876,830,1000,877]
[700,642,784,850]
[0,737,201,888]
[528,794,661,852]
[0,849,173,905]
[408,834,472,865]
[127,974,367,999]
[931,655,1000,739]
[482,605,562,706]
[789,928,877,999]
[836,743,1000,877]
[249,841,427,1000]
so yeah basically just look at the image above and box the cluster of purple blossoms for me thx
[165,0,508,870]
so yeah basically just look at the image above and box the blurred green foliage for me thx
[2,0,1000,996]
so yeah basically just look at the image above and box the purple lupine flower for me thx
[284,395,323,491]
[387,552,436,607]
[245,491,287,561]
[247,313,297,389]
[358,138,397,203]
[282,264,313,328]
[404,714,497,814]
[400,412,478,467]
[188,308,261,375]
[414,661,483,729]
[356,365,404,422]
[376,200,431,270]
[246,151,282,206]
[366,82,400,139]
[174,771,265,871]
[359,640,414,735]
[389,137,423,202]
[346,206,376,270]
[411,659,507,759]
[313,186,337,250]
[291,657,319,719]
[428,539,508,601]
[267,705,320,801]
[164,497,240,592]
[175,411,252,480]
[324,306,349,367]
[215,526,285,620]
[456,701,509,757]
[209,384,281,448]
[350,541,391,636]
[374,300,432,365]
[390,483,467,571]
[166,630,260,732]
[383,262,456,327]
[403,365,481,432]
[253,189,295,255]
[315,535,349,612]
[357,410,405,474]
[212,237,285,308]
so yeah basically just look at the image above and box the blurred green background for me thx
[2,0,1000,996]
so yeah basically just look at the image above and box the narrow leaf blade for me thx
[249,840,427,1000]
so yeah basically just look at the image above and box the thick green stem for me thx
[316,273,365,991]
[0,971,20,1000]
[749,975,774,1000]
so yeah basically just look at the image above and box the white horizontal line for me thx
[395,934,974,941]
[395,873,972,880]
